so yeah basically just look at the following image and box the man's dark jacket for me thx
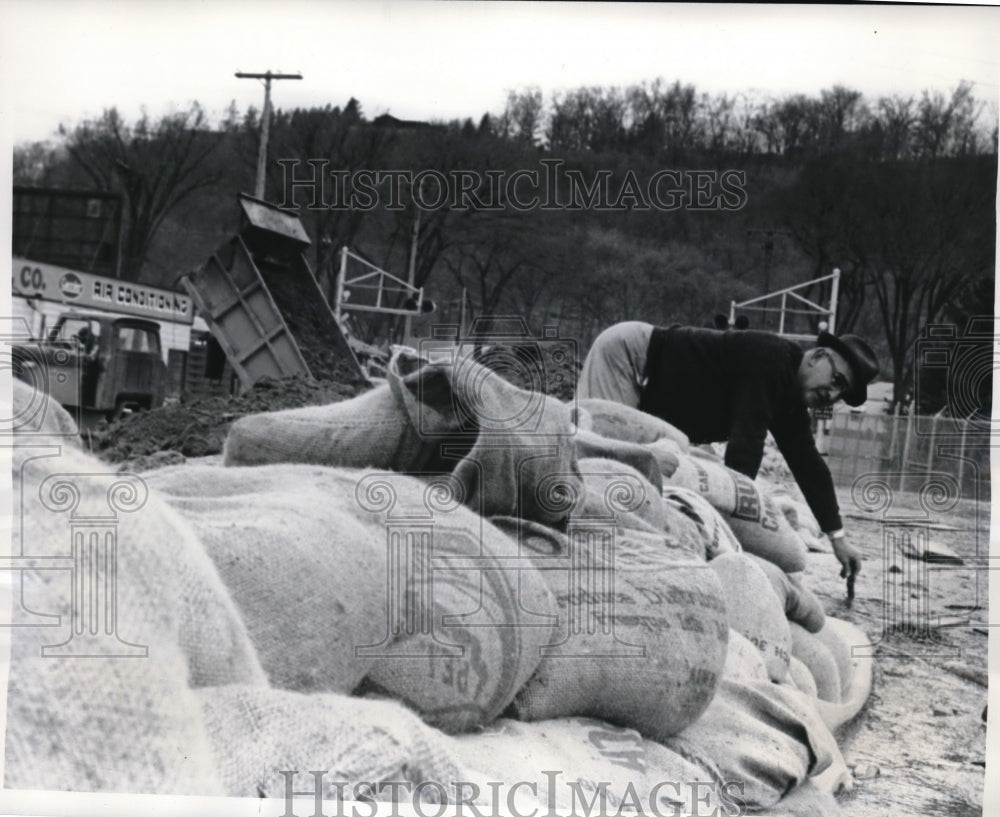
[639,325,841,532]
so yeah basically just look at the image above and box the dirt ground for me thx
[806,486,989,816]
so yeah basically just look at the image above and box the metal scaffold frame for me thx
[730,268,841,340]
[334,247,427,318]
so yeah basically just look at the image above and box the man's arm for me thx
[771,408,861,598]
[770,407,840,530]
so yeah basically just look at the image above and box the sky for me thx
[1,1,999,146]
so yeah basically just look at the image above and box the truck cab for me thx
[14,312,167,419]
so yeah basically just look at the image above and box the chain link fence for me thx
[820,409,991,500]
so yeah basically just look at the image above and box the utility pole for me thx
[745,227,791,331]
[235,70,303,200]
[403,175,429,345]
[404,204,421,345]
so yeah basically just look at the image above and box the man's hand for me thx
[830,531,861,603]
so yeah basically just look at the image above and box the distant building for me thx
[372,113,441,131]
[13,186,123,277]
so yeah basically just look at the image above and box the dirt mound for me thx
[86,376,369,464]
[474,340,579,402]
[257,258,363,383]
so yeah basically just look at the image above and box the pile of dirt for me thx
[257,259,363,383]
[86,376,369,465]
[474,340,580,402]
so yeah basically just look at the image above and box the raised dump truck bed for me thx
[182,194,364,389]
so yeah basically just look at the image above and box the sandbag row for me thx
[221,361,853,753]
[8,378,862,811]
[149,463,560,735]
[664,450,808,572]
[500,519,729,742]
[209,380,866,812]
[225,348,582,529]
[573,400,824,569]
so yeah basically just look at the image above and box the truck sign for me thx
[13,256,195,325]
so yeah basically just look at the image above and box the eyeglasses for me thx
[825,352,851,395]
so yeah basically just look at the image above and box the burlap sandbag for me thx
[385,349,583,527]
[573,427,664,490]
[508,521,728,741]
[749,553,826,633]
[815,620,853,693]
[725,629,771,684]
[812,618,874,733]
[665,654,840,811]
[11,376,82,441]
[353,473,558,734]
[787,656,820,699]
[452,717,730,816]
[666,453,807,572]
[577,457,667,533]
[643,436,682,478]
[571,463,706,559]
[227,349,582,529]
[792,618,867,705]
[147,463,391,694]
[789,621,842,703]
[768,782,844,817]
[662,485,742,560]
[6,434,265,795]
[225,382,426,469]
[576,397,690,448]
[770,486,831,553]
[197,684,468,799]
[771,486,822,537]
[708,552,792,683]
[659,492,717,560]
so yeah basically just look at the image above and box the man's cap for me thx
[816,331,880,407]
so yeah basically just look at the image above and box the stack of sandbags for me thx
[504,520,729,742]
[575,397,690,449]
[785,618,873,733]
[150,462,560,735]
[661,485,742,560]
[576,457,668,533]
[226,348,582,529]
[665,449,807,572]
[6,382,264,795]
[146,463,390,694]
[708,552,827,683]
[575,457,711,560]
[452,717,734,816]
[354,475,559,734]
[198,685,469,799]
[4,381,543,800]
[770,485,831,553]
[665,624,843,812]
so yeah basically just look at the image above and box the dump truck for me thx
[12,311,168,420]
[181,194,366,389]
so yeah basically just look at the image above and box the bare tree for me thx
[497,88,544,146]
[59,104,223,280]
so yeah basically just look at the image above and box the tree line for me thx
[13,80,997,411]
